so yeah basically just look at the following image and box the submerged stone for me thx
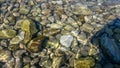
[74,57,95,68]
[52,56,65,68]
[81,23,94,33]
[10,36,21,45]
[42,29,60,36]
[21,19,37,44]
[0,50,11,62]
[0,29,16,39]
[113,34,120,42]
[27,35,47,53]
[19,6,29,14]
[71,3,93,15]
[101,34,120,63]
[60,35,73,47]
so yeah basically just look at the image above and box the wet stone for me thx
[27,35,47,53]
[103,63,114,68]
[0,29,16,39]
[77,32,87,45]
[41,60,52,68]
[8,44,19,51]
[64,25,75,31]
[30,58,39,65]
[52,56,65,68]
[10,36,22,45]
[71,3,93,15]
[23,64,30,68]
[100,34,120,63]
[81,23,94,33]
[113,34,120,42]
[74,57,95,68]
[60,35,73,47]
[113,28,120,34]
[23,56,31,64]
[0,50,11,62]
[21,19,38,44]
[19,6,30,14]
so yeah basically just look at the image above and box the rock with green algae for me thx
[0,29,16,39]
[27,35,47,53]
[21,19,38,44]
[74,57,95,68]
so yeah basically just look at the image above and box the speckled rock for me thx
[0,29,16,39]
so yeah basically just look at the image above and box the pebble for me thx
[0,29,16,39]
[0,50,11,62]
[74,57,95,68]
[81,23,94,33]
[77,32,87,45]
[60,35,73,47]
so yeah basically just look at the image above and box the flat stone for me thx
[60,35,73,47]
[0,29,16,39]
[77,32,87,45]
[100,34,120,63]
[74,57,95,68]
[71,3,93,15]
[64,25,75,31]
[81,23,94,33]
[46,23,62,29]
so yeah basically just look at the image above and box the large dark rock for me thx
[100,34,120,63]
